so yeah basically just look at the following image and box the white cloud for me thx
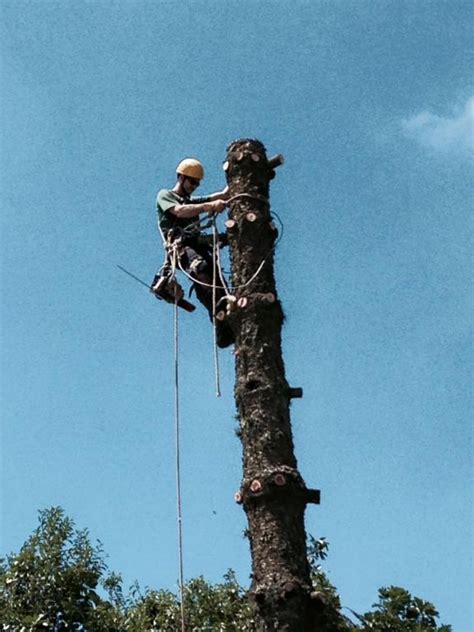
[402,97,474,154]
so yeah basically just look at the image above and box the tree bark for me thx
[223,139,320,631]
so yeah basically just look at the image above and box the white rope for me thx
[170,246,186,632]
[177,250,268,294]
[214,205,283,292]
[211,220,221,398]
[231,258,268,291]
[165,192,274,296]
[226,192,269,205]
[214,222,232,297]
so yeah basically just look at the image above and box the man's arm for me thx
[171,186,229,217]
[158,187,227,220]
[171,199,226,218]
[208,185,229,203]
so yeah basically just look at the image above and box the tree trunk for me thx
[223,139,320,631]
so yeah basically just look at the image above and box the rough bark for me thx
[223,139,320,631]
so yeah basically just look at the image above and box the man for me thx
[151,158,234,348]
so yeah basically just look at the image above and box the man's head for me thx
[176,158,204,195]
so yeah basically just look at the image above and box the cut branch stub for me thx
[306,489,321,505]
[215,310,226,322]
[225,219,236,229]
[273,473,286,487]
[289,387,303,399]
[250,479,262,493]
[234,293,278,310]
[237,468,320,510]
[246,212,257,222]
[283,581,296,595]
[268,153,284,169]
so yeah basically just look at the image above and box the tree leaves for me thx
[356,586,452,631]
[0,508,451,632]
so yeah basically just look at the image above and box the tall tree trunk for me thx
[222,139,320,631]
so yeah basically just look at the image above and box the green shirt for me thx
[156,189,211,237]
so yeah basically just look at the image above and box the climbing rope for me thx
[176,209,282,296]
[226,192,269,205]
[176,192,269,237]
[169,246,186,632]
[212,217,232,299]
[211,220,221,398]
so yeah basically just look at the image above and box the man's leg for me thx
[181,245,234,348]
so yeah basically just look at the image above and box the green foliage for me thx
[0,507,121,631]
[0,509,451,632]
[123,571,254,631]
[308,535,343,610]
[307,536,356,631]
[305,537,450,632]
[353,586,452,631]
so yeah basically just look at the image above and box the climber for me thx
[151,158,234,348]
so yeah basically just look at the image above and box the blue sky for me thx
[1,1,472,630]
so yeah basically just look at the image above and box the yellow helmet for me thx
[176,158,204,180]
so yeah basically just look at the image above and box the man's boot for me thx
[215,319,234,348]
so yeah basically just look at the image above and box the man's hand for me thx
[206,199,227,214]
[220,185,230,200]
[210,186,229,202]
[173,199,227,219]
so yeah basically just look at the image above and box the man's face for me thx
[182,175,201,195]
